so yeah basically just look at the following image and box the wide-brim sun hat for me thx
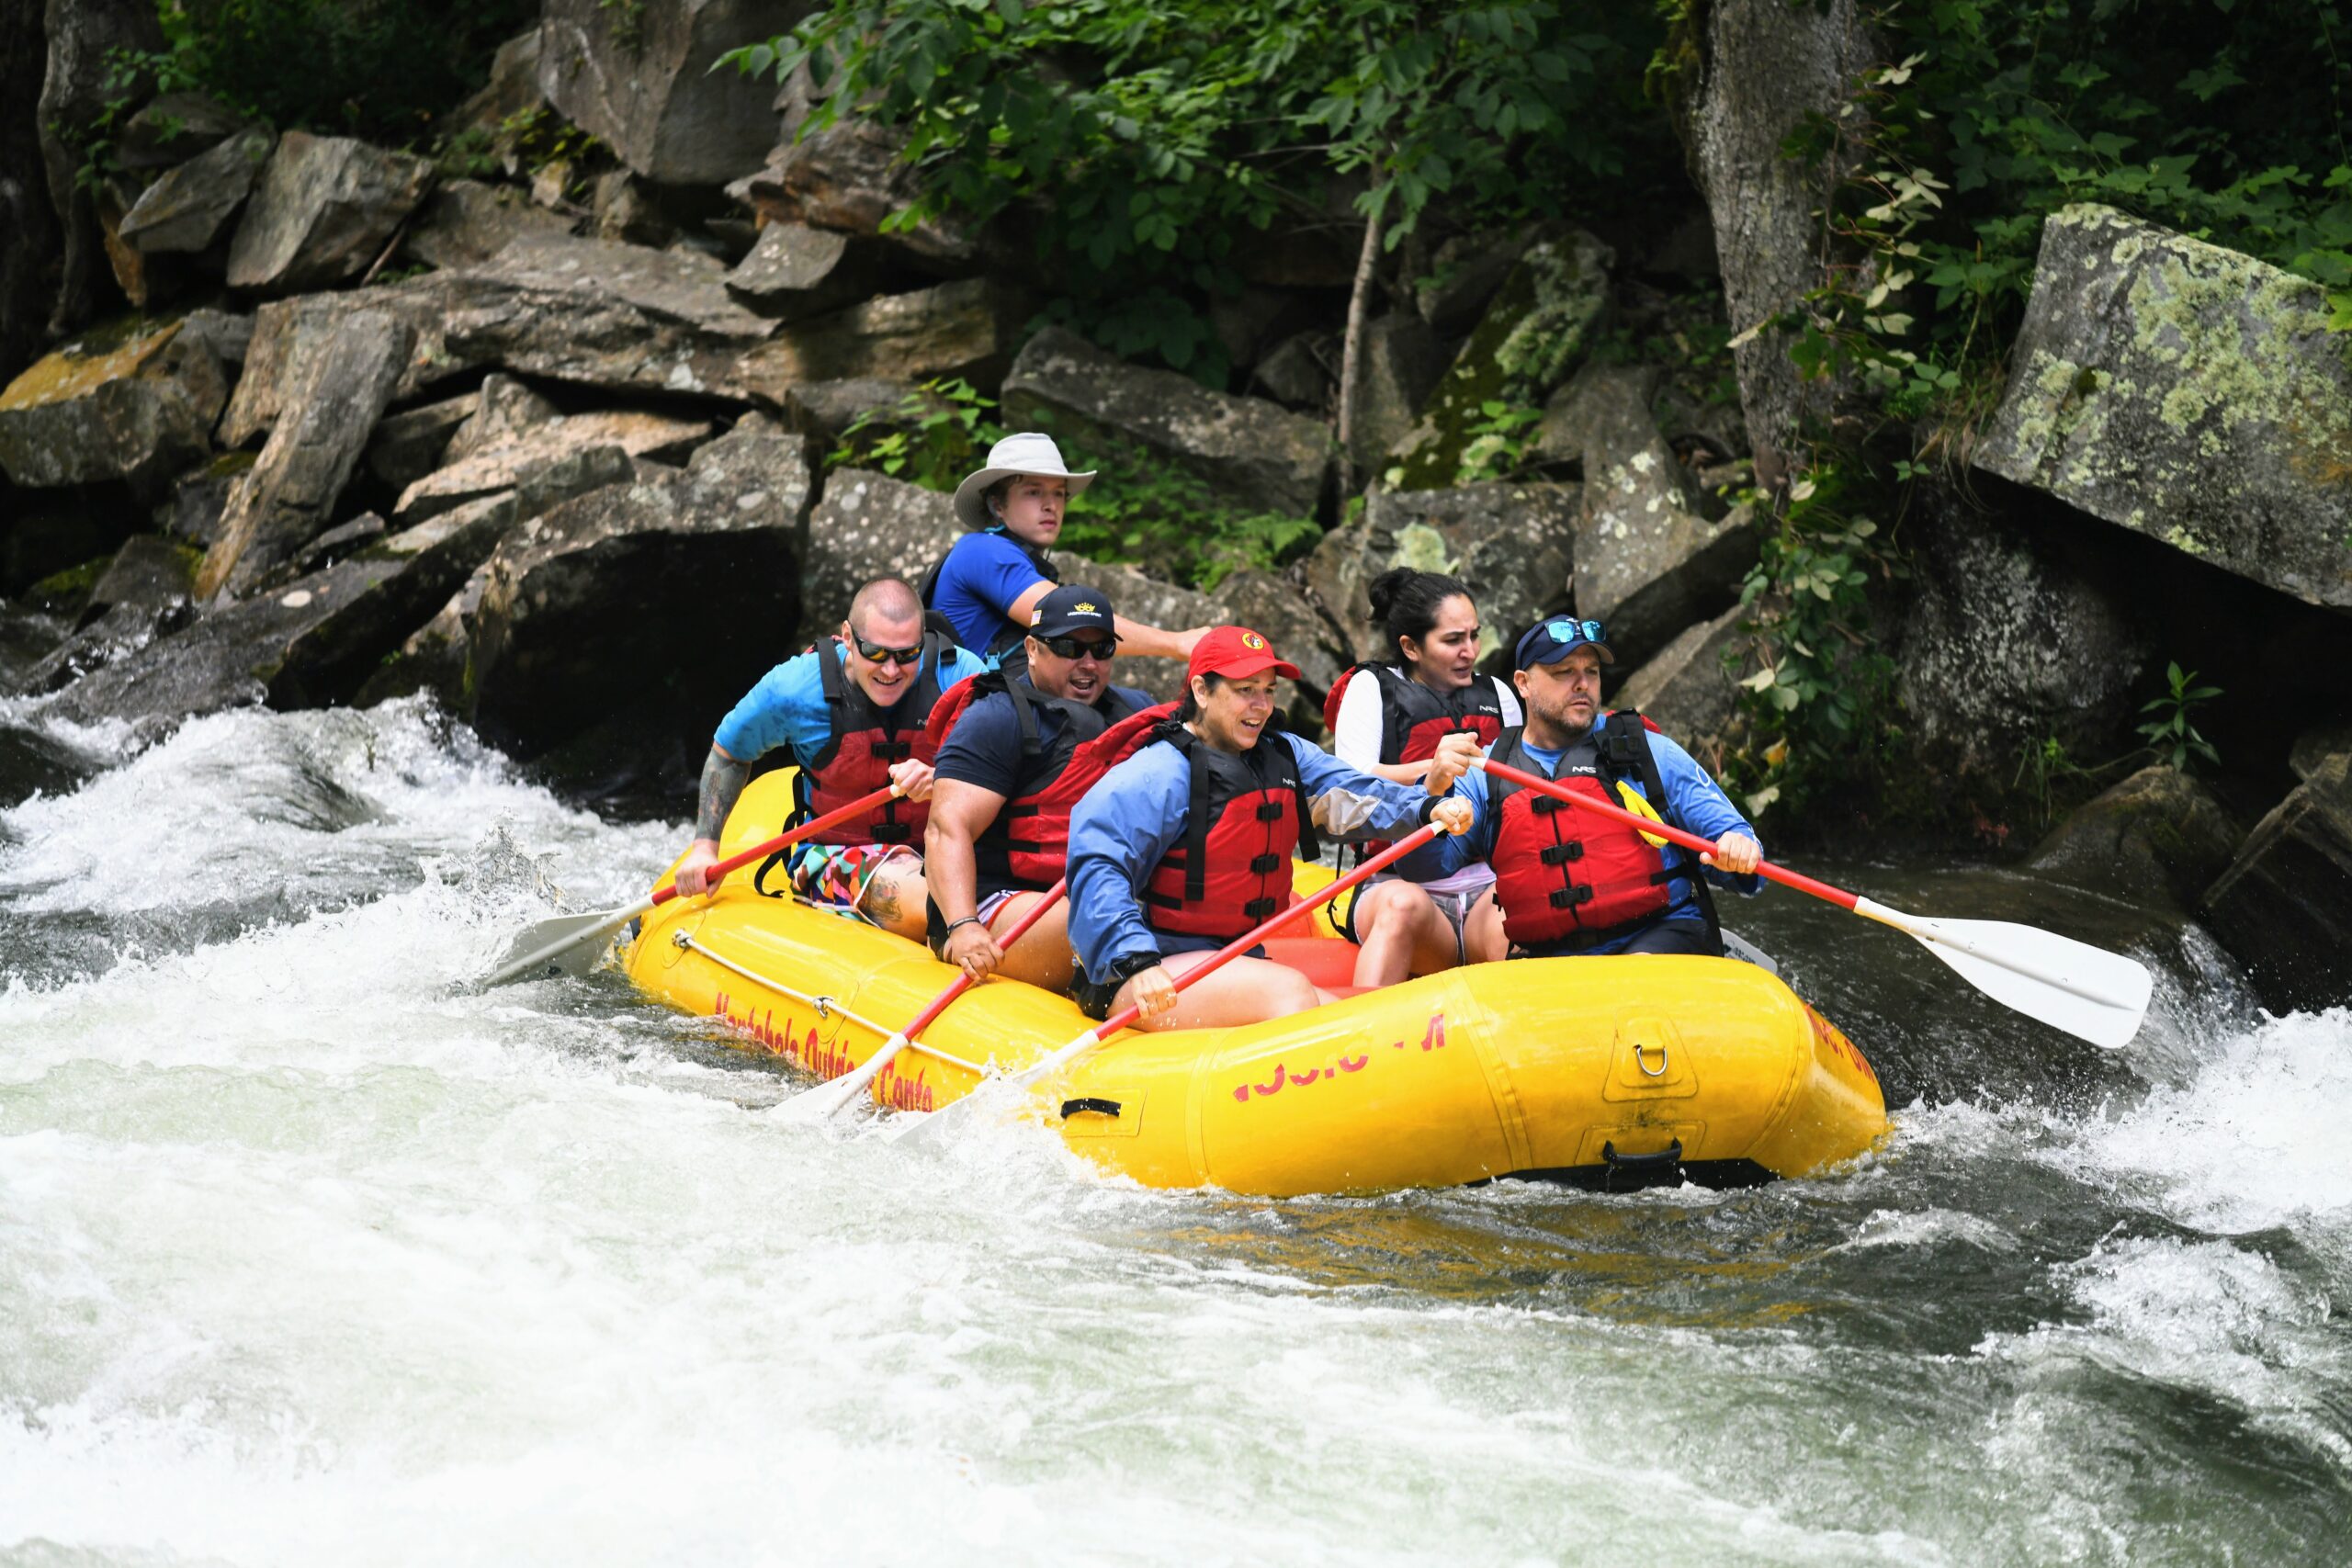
[951,432,1096,530]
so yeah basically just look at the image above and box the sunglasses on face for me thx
[1038,634,1115,662]
[852,636,925,668]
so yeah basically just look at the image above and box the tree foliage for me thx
[726,0,1667,378]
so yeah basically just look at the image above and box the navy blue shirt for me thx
[935,683,1157,799]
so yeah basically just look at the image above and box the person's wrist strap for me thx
[943,915,985,937]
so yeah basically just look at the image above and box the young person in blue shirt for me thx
[673,577,989,939]
[1421,617,1764,961]
[1064,627,1476,1032]
[923,584,1160,995]
[924,433,1207,671]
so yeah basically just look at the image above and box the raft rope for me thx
[669,930,987,1076]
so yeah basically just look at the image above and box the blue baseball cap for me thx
[1515,617,1614,670]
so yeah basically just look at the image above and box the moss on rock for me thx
[1385,230,1613,491]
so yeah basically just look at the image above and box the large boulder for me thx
[2201,752,2352,1011]
[1974,205,2352,613]
[0,315,230,492]
[733,119,976,270]
[54,501,518,727]
[2027,764,2242,916]
[198,310,413,598]
[798,468,959,636]
[220,239,777,443]
[365,389,481,490]
[1416,222,1555,335]
[1606,602,1751,774]
[465,423,812,780]
[225,132,435,294]
[1550,362,1757,671]
[1306,482,1579,665]
[401,179,573,270]
[725,220,878,320]
[1216,567,1347,706]
[1003,326,1333,519]
[537,0,806,186]
[117,127,275,254]
[1385,229,1613,490]
[1346,313,1445,477]
[115,93,248,171]
[1894,494,2152,778]
[737,277,1027,393]
[15,534,201,694]
[395,409,712,522]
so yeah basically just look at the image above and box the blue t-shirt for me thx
[929,530,1057,654]
[935,684,1157,798]
[712,640,989,766]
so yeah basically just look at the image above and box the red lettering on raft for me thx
[1230,1014,1442,1104]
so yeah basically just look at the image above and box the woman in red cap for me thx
[1064,626,1476,1030]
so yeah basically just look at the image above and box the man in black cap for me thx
[923,585,1164,991]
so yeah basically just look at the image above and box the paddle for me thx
[893,821,1451,1143]
[771,879,1070,1124]
[1473,756,2154,1049]
[479,782,903,988]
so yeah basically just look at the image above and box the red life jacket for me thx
[1141,727,1323,941]
[1487,714,1692,950]
[795,634,951,845]
[1322,662,1509,861]
[926,673,1170,891]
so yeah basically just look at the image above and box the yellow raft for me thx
[622,773,1890,1196]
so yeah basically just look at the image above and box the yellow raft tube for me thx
[623,773,1889,1196]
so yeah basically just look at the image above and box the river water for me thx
[0,699,2342,1564]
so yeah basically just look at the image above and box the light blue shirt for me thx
[712,640,989,766]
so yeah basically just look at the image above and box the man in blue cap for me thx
[1422,617,1763,960]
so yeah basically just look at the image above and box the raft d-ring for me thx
[1632,1039,1669,1077]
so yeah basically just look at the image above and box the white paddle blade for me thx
[772,1035,908,1125]
[1854,899,2153,1049]
[482,902,645,987]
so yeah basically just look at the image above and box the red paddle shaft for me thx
[904,878,1069,1036]
[1473,757,1857,910]
[655,782,903,906]
[1094,822,1446,1036]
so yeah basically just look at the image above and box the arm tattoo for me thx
[695,749,751,840]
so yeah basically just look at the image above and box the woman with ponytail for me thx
[1324,569,1521,985]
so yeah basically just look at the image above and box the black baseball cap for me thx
[1514,616,1614,669]
[1030,584,1118,641]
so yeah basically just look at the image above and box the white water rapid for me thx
[0,700,2344,1564]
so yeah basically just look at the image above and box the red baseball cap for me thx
[1188,626,1302,684]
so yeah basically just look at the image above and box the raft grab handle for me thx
[1600,1139,1685,1193]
